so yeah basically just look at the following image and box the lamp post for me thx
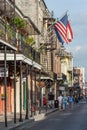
[71,57,73,87]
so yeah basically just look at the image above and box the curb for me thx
[8,108,58,130]
[45,108,58,116]
[8,119,34,130]
[33,108,58,121]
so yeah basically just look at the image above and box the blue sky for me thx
[45,0,87,79]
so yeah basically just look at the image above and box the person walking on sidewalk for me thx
[57,94,63,111]
[62,94,68,110]
[43,97,47,107]
[68,95,74,108]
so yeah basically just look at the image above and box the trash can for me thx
[54,100,58,108]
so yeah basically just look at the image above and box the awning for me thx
[40,76,53,81]
[0,39,17,51]
[0,53,42,70]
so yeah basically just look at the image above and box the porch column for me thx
[25,64,29,119]
[19,61,23,122]
[14,51,16,123]
[39,70,41,114]
[34,71,36,115]
[30,66,33,117]
[4,45,7,127]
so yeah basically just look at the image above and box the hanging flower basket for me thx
[10,16,26,29]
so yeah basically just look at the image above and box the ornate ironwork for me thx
[0,19,16,48]
[20,39,40,64]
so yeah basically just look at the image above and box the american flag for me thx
[54,13,73,44]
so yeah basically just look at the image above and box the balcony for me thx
[57,73,66,81]
[19,39,40,64]
[57,73,63,80]
[48,71,57,80]
[67,67,73,72]
[55,47,72,59]
[0,0,40,35]
[0,19,40,64]
[0,19,16,49]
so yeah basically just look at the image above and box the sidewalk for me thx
[0,107,58,130]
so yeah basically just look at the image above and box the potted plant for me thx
[10,16,26,29]
[26,37,35,46]
[29,53,33,60]
[10,16,26,50]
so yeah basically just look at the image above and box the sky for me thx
[45,0,87,80]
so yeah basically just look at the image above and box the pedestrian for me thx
[62,94,68,110]
[74,95,78,104]
[43,97,47,107]
[57,94,63,111]
[68,95,74,108]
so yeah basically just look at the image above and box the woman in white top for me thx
[58,95,63,110]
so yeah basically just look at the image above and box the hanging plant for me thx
[10,17,26,50]
[29,53,33,60]
[10,16,26,29]
[26,37,35,46]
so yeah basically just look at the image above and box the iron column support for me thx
[34,71,36,115]
[25,64,29,119]
[4,45,7,127]
[30,66,33,117]
[39,70,41,114]
[14,51,16,123]
[19,61,23,122]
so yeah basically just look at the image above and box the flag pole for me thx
[57,11,69,21]
[46,11,69,37]
[47,10,69,31]
[38,11,70,51]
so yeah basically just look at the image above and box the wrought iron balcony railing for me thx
[19,39,40,64]
[0,19,40,64]
[0,19,16,48]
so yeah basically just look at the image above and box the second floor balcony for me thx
[0,19,16,48]
[0,19,40,64]
[19,39,40,64]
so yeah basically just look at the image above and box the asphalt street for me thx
[13,102,87,130]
